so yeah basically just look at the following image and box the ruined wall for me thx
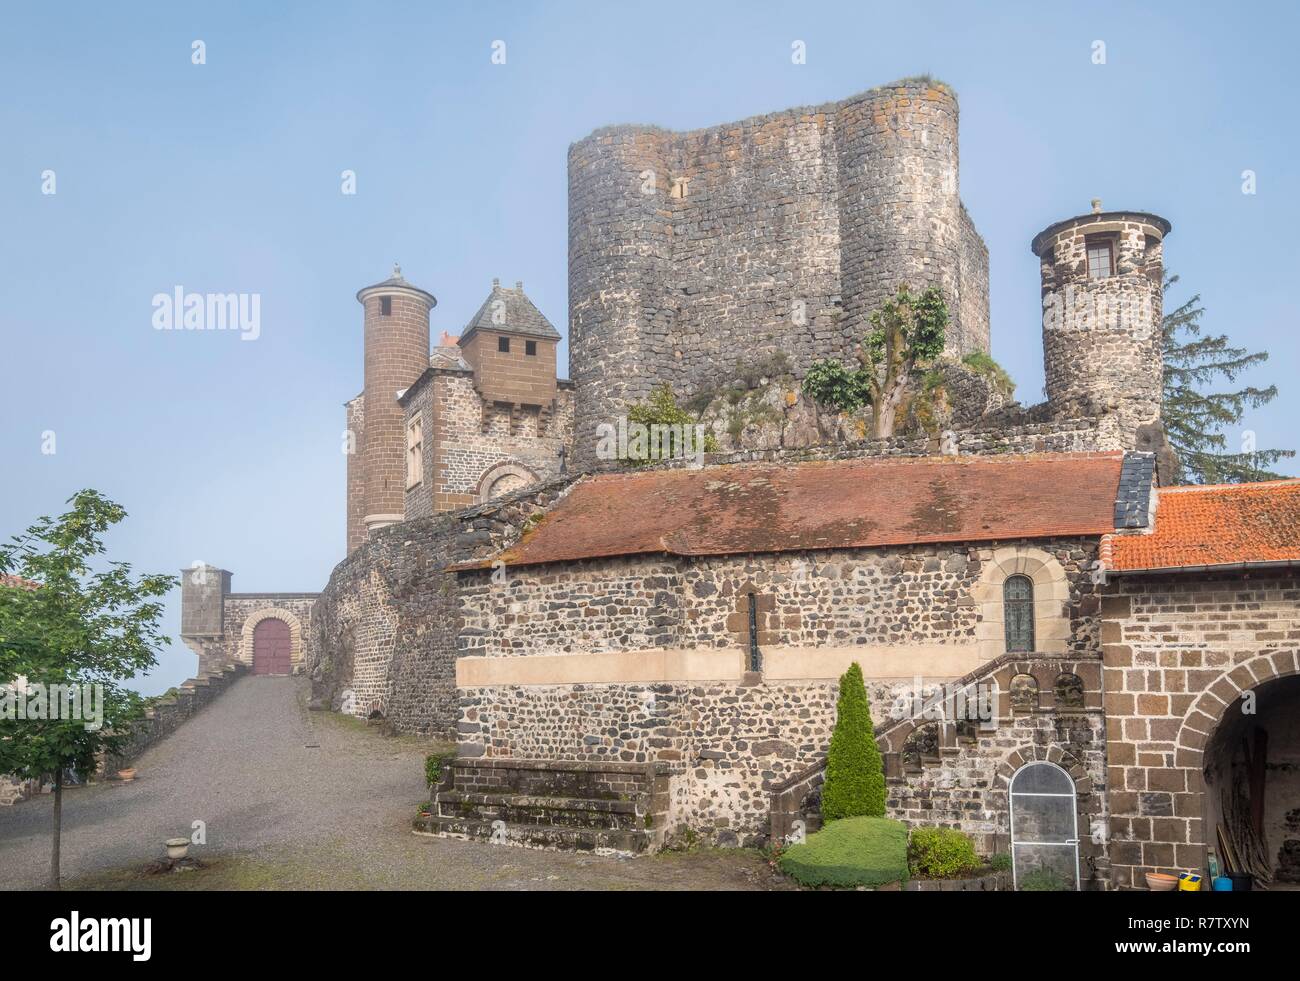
[1100,571,1300,889]
[308,479,577,735]
[568,79,989,467]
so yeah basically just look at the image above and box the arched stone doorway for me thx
[1184,654,1300,886]
[252,617,292,675]
[1009,761,1080,891]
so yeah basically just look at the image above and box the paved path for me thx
[0,677,776,890]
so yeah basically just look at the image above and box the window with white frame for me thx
[406,416,423,489]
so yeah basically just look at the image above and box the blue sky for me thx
[2,1,1297,693]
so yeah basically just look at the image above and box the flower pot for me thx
[1145,872,1179,891]
[1227,872,1252,891]
[165,837,190,861]
[116,768,136,783]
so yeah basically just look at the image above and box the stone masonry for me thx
[568,78,989,467]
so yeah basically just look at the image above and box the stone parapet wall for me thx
[103,663,248,774]
[308,478,578,735]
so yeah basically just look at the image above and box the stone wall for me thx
[454,536,1102,840]
[104,663,249,773]
[568,78,989,468]
[1100,571,1300,889]
[179,565,318,676]
[403,370,572,518]
[308,478,577,735]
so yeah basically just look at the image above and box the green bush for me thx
[989,852,1013,872]
[778,816,909,888]
[424,752,455,787]
[908,826,979,878]
[821,662,886,820]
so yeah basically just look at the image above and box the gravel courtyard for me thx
[0,676,777,891]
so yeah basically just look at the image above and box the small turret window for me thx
[1004,574,1035,653]
[498,336,510,353]
[380,296,392,316]
[525,340,537,356]
[1086,238,1114,280]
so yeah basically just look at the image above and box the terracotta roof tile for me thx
[1106,480,1300,573]
[469,452,1127,569]
[0,573,39,590]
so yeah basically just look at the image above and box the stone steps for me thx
[432,790,645,831]
[414,812,657,855]
[420,757,672,854]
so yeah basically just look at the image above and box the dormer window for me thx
[498,336,510,353]
[525,340,537,356]
[1086,237,1115,280]
[380,296,392,316]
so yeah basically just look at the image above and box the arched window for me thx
[1004,575,1034,653]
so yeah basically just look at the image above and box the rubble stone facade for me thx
[568,79,989,468]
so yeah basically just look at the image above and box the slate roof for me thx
[458,452,1129,570]
[1113,452,1156,529]
[1104,479,1300,573]
[461,281,561,341]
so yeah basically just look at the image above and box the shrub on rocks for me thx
[908,826,979,878]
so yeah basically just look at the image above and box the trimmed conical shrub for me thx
[821,662,886,820]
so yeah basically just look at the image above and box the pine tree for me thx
[821,662,886,820]
[1162,273,1294,483]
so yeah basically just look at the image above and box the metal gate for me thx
[1009,761,1080,891]
[252,618,292,676]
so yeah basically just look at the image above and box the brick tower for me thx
[1032,203,1171,453]
[354,264,435,544]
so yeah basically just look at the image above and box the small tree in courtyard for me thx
[821,661,886,821]
[0,490,176,889]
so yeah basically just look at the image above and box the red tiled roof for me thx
[1105,479,1300,573]
[468,452,1128,569]
[0,573,38,590]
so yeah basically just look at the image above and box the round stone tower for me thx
[837,80,968,354]
[356,264,434,537]
[1032,203,1171,452]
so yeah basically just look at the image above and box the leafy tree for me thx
[621,383,718,465]
[821,662,886,821]
[802,285,949,437]
[0,490,175,888]
[1162,274,1294,483]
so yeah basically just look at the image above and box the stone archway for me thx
[239,607,305,673]
[475,462,538,503]
[970,545,1072,658]
[1173,650,1300,882]
[992,742,1101,889]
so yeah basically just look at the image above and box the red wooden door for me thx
[252,618,292,675]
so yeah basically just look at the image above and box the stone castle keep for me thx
[179,78,1300,890]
